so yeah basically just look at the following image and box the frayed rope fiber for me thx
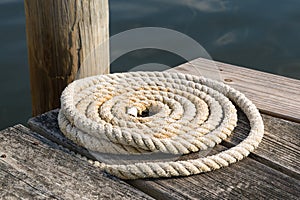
[58,71,264,179]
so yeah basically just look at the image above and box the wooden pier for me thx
[1,58,299,199]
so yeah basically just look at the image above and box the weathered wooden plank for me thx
[0,125,153,199]
[129,149,300,200]
[28,110,300,199]
[0,164,51,199]
[171,58,300,123]
[224,113,300,179]
[27,109,95,161]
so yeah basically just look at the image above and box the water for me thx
[0,0,300,130]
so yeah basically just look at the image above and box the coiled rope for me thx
[58,71,264,179]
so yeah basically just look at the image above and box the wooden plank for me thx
[171,58,300,123]
[0,125,153,199]
[0,165,50,199]
[224,112,300,179]
[129,151,300,200]
[27,109,95,161]
[28,110,300,199]
[129,149,300,199]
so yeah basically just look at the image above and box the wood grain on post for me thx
[25,0,110,116]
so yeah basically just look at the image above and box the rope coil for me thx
[58,71,264,179]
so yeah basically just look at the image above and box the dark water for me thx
[0,0,300,129]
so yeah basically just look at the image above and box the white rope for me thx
[58,71,264,179]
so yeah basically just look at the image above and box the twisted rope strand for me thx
[58,71,264,179]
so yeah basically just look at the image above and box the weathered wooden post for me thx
[25,0,110,116]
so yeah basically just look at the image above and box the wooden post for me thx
[24,0,110,116]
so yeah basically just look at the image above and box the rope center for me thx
[127,105,160,118]
[138,109,150,117]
